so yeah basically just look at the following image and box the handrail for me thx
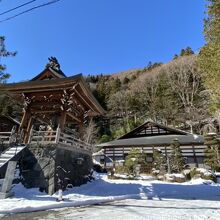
[29,129,57,144]
[28,128,92,152]
[0,132,12,135]
[0,131,12,145]
[59,132,92,148]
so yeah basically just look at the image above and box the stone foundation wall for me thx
[19,144,92,195]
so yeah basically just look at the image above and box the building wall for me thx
[103,145,207,168]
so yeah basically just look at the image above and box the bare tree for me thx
[166,55,208,132]
[82,119,98,146]
[107,90,132,132]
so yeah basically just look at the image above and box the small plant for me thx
[169,139,185,173]
[124,148,146,176]
[204,133,220,172]
[153,149,166,173]
[190,167,216,182]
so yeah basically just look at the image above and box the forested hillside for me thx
[86,47,218,143]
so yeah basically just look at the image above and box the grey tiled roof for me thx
[98,134,204,148]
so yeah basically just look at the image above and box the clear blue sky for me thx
[0,0,206,82]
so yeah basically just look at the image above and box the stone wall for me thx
[19,144,92,195]
[19,146,56,194]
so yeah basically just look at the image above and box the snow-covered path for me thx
[3,199,220,220]
[1,174,220,219]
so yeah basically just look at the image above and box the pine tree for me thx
[0,36,18,117]
[169,139,185,173]
[124,149,146,175]
[204,133,220,171]
[198,1,220,108]
[0,36,16,83]
[153,149,166,171]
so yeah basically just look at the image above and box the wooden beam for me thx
[67,112,82,123]
[73,87,95,112]
[32,110,57,115]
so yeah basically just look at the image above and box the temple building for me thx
[97,121,206,168]
[0,57,105,195]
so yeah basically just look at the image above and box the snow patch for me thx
[1,174,220,216]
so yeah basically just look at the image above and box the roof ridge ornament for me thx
[46,56,60,71]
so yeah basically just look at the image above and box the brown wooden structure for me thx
[0,58,105,144]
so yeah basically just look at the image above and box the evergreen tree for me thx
[198,0,220,110]
[0,36,16,83]
[0,36,18,118]
[94,76,109,109]
[124,149,146,175]
[169,139,185,173]
[204,133,220,171]
[123,77,130,84]
[110,78,121,94]
[180,47,194,56]
[173,54,178,60]
[153,149,166,171]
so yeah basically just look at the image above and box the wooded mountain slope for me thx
[86,50,218,143]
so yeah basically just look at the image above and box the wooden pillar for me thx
[19,109,31,143]
[192,145,198,168]
[113,147,115,163]
[78,119,84,139]
[112,147,116,169]
[24,116,33,144]
[164,146,168,157]
[59,111,67,131]
[104,148,107,167]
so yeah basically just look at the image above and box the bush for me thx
[190,168,216,182]
[124,149,146,175]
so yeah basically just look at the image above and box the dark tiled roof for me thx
[98,134,204,148]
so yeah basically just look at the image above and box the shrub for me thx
[190,168,216,182]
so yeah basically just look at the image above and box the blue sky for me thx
[0,0,206,82]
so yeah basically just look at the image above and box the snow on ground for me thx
[1,173,220,219]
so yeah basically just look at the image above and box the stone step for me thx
[9,148,24,151]
[0,160,8,164]
[4,151,16,154]
[0,154,13,158]
[0,158,8,161]
[0,145,26,168]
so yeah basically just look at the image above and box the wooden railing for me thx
[28,130,57,144]
[28,127,92,152]
[0,126,18,145]
[59,132,92,151]
[0,132,12,145]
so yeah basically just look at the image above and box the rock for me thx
[164,173,186,183]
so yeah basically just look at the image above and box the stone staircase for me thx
[0,145,26,169]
